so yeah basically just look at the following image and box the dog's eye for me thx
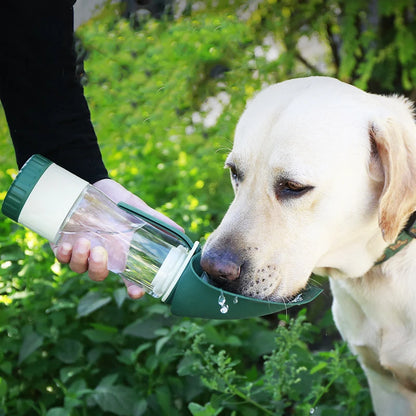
[285,181,307,192]
[276,180,314,198]
[226,163,241,183]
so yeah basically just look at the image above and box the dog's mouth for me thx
[200,249,309,303]
[202,268,301,303]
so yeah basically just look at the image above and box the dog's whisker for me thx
[215,145,233,154]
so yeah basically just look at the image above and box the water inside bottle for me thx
[59,213,185,295]
[121,228,172,292]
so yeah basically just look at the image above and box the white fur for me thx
[202,76,416,414]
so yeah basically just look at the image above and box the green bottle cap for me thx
[2,154,89,242]
[2,154,52,221]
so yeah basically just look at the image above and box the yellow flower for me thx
[245,85,255,96]
[195,180,204,189]
[0,295,12,306]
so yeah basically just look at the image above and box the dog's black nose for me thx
[200,249,241,282]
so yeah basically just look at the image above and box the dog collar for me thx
[375,212,416,265]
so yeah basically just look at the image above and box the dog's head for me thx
[201,77,416,301]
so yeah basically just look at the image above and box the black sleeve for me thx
[0,0,109,183]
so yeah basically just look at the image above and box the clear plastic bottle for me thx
[2,155,198,300]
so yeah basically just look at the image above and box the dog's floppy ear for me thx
[369,96,416,243]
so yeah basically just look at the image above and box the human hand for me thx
[54,178,184,299]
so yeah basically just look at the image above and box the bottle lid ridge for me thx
[2,155,52,221]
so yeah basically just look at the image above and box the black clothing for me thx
[0,0,109,183]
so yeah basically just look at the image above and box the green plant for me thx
[178,312,372,416]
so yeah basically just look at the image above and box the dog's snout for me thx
[200,249,242,282]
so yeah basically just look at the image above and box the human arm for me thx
[0,0,108,183]
[0,1,182,297]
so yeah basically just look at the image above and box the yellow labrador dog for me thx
[200,76,416,415]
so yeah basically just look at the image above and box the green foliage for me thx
[239,0,416,95]
[4,0,416,413]
[0,231,375,416]
[177,312,372,416]
[77,9,255,240]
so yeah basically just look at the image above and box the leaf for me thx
[0,361,12,375]
[155,385,172,416]
[77,291,112,317]
[122,316,166,339]
[114,287,127,307]
[60,366,84,383]
[91,322,119,333]
[188,402,223,416]
[133,399,148,416]
[98,373,119,388]
[55,339,83,364]
[310,361,327,375]
[0,376,7,398]
[246,328,276,356]
[46,408,71,416]
[45,300,76,313]
[90,384,138,416]
[155,335,171,355]
[177,355,197,377]
[83,329,116,343]
[18,330,44,364]
[397,28,416,64]
[68,378,92,396]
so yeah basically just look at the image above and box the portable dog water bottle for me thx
[2,155,322,319]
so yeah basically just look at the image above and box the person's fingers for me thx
[54,233,146,299]
[69,238,90,274]
[88,246,109,281]
[122,278,146,299]
[54,242,72,264]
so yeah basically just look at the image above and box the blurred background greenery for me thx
[0,0,415,414]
